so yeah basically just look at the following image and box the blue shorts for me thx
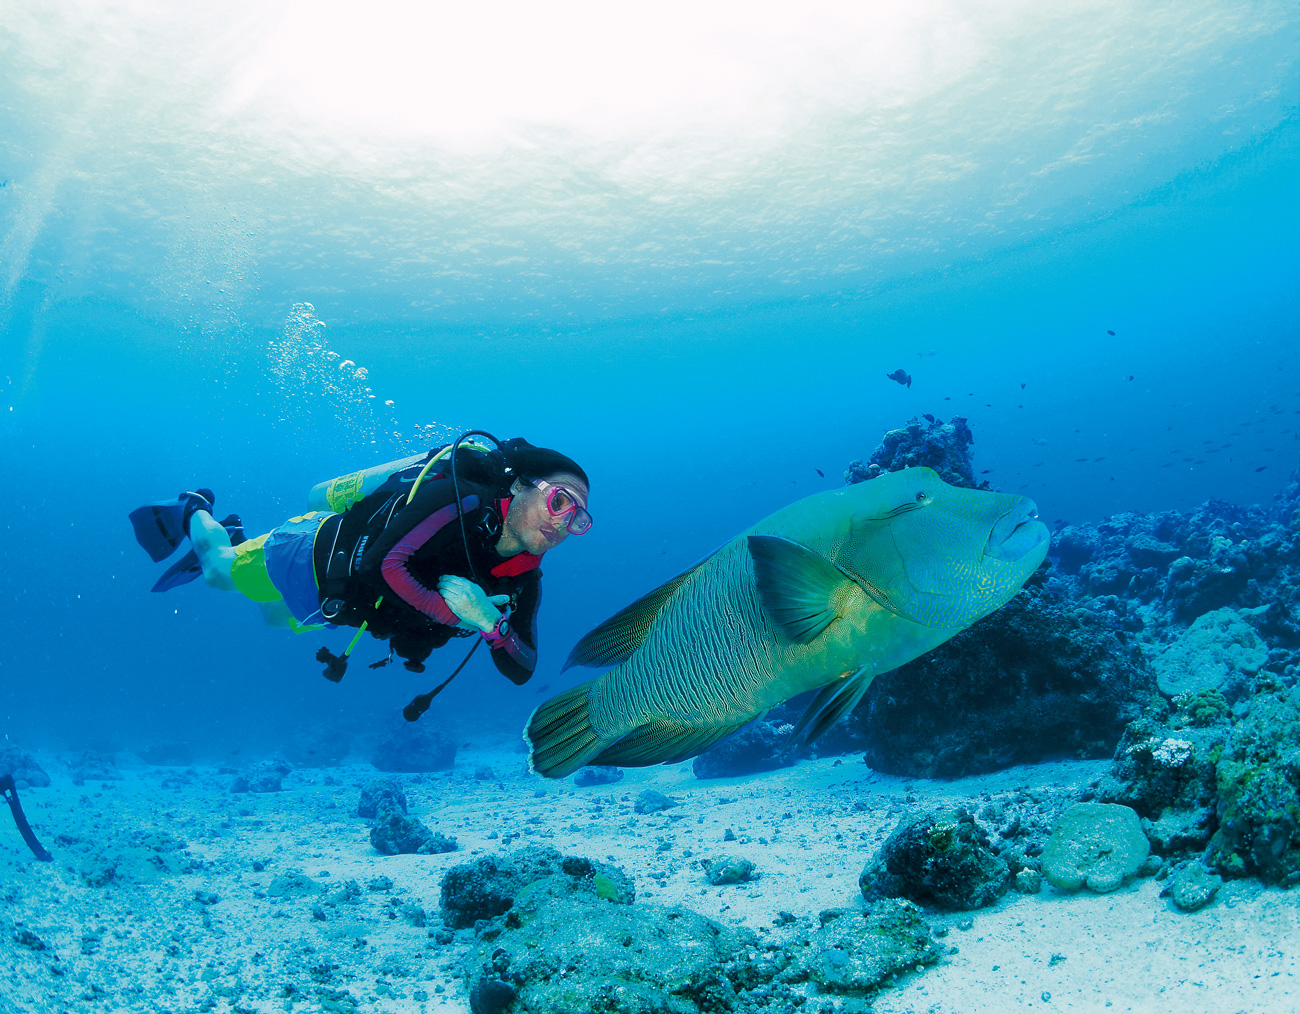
[231,511,333,630]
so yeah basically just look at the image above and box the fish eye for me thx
[915,491,927,502]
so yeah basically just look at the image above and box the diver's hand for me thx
[438,575,510,633]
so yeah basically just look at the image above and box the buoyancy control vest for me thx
[312,451,540,673]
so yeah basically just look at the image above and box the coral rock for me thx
[859,809,1010,911]
[356,777,408,818]
[1161,863,1222,912]
[1152,607,1268,698]
[801,899,940,994]
[1041,802,1149,893]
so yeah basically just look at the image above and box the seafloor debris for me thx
[701,855,756,885]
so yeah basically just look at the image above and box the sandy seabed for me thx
[2,744,1295,1014]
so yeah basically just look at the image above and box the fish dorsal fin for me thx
[748,535,860,643]
[793,667,877,746]
[562,559,707,671]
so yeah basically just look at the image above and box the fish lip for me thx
[985,499,1048,561]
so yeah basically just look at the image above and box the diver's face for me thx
[504,471,590,555]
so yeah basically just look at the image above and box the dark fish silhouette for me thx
[535,684,551,694]
[1020,382,1026,389]
[1128,375,1134,381]
[815,468,825,478]
[1256,466,1268,472]
[923,414,935,423]
[886,369,912,388]
[1074,457,1088,462]
[1107,330,1116,335]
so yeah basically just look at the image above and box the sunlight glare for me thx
[231,0,969,145]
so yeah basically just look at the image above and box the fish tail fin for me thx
[526,682,608,778]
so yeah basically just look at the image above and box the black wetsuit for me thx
[313,474,541,682]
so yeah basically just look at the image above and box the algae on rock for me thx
[461,862,941,1012]
[1210,687,1300,885]
[441,846,634,929]
[859,809,1010,910]
[463,875,774,1014]
[801,901,941,994]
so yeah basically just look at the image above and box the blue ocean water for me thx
[1,3,1297,763]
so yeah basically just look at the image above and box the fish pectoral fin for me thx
[748,535,859,643]
[592,719,746,768]
[793,667,878,746]
[563,558,709,671]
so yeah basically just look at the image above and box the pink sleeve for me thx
[379,501,465,625]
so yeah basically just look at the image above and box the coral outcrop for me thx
[459,850,940,1012]
[845,415,978,489]
[859,809,1010,910]
[440,846,635,929]
[858,581,1156,778]
[368,721,457,773]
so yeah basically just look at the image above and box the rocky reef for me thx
[0,748,50,788]
[368,720,457,773]
[700,415,1300,896]
[857,579,1157,778]
[456,847,941,1012]
[845,414,979,489]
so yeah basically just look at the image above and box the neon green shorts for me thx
[230,511,329,633]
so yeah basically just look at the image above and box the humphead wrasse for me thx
[526,467,1049,778]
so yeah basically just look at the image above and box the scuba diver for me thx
[129,434,591,709]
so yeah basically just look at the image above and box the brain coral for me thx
[1041,802,1149,893]
[1152,607,1267,698]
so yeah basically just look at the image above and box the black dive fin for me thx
[591,719,746,768]
[793,668,878,747]
[563,558,709,671]
[151,514,245,592]
[1,774,53,862]
[748,535,859,643]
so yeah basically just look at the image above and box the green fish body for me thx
[527,467,1049,778]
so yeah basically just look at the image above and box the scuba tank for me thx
[306,438,500,513]
[307,453,428,513]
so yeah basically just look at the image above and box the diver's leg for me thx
[189,511,236,591]
[258,601,298,629]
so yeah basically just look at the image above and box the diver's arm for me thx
[487,573,540,685]
[377,493,472,626]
